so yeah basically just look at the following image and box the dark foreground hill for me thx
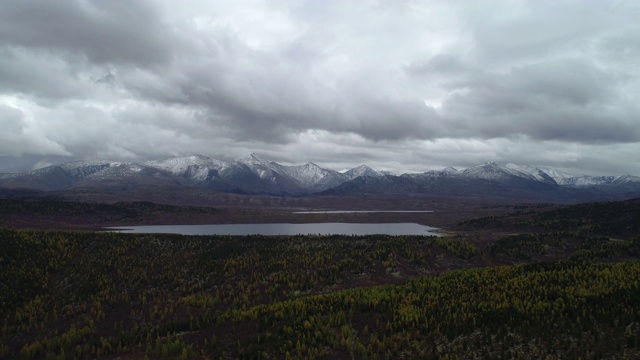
[1,228,640,359]
[1,199,640,359]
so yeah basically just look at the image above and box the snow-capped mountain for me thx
[559,175,640,187]
[404,163,554,183]
[276,162,347,191]
[240,153,281,183]
[403,166,459,179]
[145,155,231,181]
[0,154,384,195]
[538,168,577,182]
[1,156,639,201]
[0,161,123,191]
[343,165,384,180]
[327,161,640,200]
[539,167,640,188]
[236,153,366,192]
[241,154,386,181]
[460,162,556,184]
[441,167,459,174]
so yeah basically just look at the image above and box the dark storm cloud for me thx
[0,0,176,66]
[0,1,639,175]
[433,57,639,143]
[122,30,441,143]
[0,47,90,101]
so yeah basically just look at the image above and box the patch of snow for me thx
[460,162,555,184]
[344,165,383,180]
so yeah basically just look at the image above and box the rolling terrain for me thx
[1,198,639,358]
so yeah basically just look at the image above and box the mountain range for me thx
[1,154,639,202]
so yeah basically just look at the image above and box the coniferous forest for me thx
[1,199,639,359]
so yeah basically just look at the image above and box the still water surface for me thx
[109,223,440,236]
[292,210,434,214]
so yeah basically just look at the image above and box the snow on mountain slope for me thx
[557,175,636,187]
[240,154,349,191]
[145,155,231,182]
[31,161,115,180]
[538,167,579,182]
[406,166,460,178]
[460,162,511,179]
[558,176,611,187]
[241,154,282,179]
[145,154,289,193]
[538,167,640,187]
[343,165,383,180]
[2,155,639,198]
[236,154,313,194]
[615,175,640,184]
[461,162,556,184]
[239,153,284,183]
[146,155,228,173]
[59,160,113,171]
[84,163,153,181]
[241,153,272,167]
[276,162,344,188]
[502,163,556,183]
[0,161,117,190]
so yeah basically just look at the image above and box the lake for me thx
[108,223,441,236]
[292,210,434,214]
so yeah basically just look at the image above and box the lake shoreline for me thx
[106,222,442,236]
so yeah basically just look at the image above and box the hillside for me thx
[1,199,639,358]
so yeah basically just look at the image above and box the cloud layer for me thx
[1,0,639,175]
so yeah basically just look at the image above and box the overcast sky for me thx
[1,0,639,175]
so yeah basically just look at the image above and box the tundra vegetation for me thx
[0,199,639,359]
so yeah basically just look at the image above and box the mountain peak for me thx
[187,154,210,161]
[344,164,382,180]
[354,164,374,170]
[242,153,271,165]
[2,155,640,199]
[460,162,556,184]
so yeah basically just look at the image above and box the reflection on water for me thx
[108,223,440,236]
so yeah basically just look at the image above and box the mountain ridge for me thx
[1,155,639,201]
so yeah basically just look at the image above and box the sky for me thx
[1,0,640,176]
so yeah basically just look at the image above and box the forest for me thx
[0,198,639,359]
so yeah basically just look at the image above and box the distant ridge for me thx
[1,155,639,201]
